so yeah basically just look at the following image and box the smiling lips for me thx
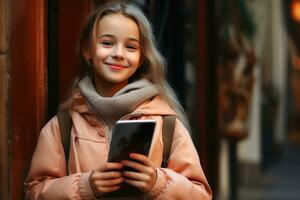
[107,63,128,70]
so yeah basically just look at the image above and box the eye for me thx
[126,44,139,51]
[127,45,136,49]
[100,40,113,47]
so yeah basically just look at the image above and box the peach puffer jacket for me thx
[25,94,212,200]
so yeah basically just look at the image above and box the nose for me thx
[112,45,124,59]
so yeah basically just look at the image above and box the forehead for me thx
[96,13,140,39]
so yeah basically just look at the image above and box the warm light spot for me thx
[293,56,300,70]
[291,0,300,22]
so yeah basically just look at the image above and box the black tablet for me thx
[105,119,156,198]
[107,119,156,162]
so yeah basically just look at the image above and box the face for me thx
[85,13,141,94]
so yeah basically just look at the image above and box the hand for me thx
[121,153,157,193]
[89,162,124,197]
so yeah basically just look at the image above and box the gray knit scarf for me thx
[78,76,158,127]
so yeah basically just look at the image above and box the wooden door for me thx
[10,0,47,199]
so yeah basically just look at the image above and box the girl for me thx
[25,2,212,199]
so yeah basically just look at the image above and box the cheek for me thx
[94,47,111,61]
[130,52,142,67]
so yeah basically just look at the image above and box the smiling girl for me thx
[25,2,212,199]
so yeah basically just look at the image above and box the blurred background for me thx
[1,0,300,199]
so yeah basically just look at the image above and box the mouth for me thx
[106,63,128,70]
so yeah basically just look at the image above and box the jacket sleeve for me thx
[147,119,212,200]
[24,117,96,200]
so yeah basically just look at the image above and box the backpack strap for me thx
[57,109,72,173]
[161,115,176,168]
[57,111,175,170]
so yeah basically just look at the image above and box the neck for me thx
[93,77,128,97]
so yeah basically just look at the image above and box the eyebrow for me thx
[97,34,140,43]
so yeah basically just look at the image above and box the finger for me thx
[89,176,123,197]
[99,171,123,180]
[89,171,122,185]
[121,160,148,173]
[96,177,124,187]
[122,171,149,182]
[98,185,122,194]
[124,179,148,192]
[95,162,123,172]
[129,153,152,166]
